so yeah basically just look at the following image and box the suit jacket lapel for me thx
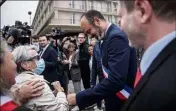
[124,38,176,109]
[105,24,115,41]
[41,45,50,58]
[101,24,115,67]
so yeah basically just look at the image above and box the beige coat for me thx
[11,71,69,111]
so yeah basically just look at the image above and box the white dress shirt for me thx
[140,31,176,75]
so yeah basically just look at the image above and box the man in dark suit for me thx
[38,35,59,90]
[67,10,137,111]
[118,1,176,111]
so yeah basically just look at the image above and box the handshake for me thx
[67,93,77,106]
[52,81,77,106]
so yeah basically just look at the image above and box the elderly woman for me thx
[11,45,69,111]
[0,37,44,111]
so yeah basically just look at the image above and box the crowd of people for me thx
[0,26,104,111]
[0,0,176,111]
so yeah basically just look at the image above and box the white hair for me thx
[30,44,39,52]
[12,45,33,73]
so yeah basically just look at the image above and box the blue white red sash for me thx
[102,65,132,100]
[0,95,18,111]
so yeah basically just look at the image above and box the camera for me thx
[2,21,32,45]
[50,27,65,40]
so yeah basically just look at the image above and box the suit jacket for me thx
[121,38,176,111]
[40,45,59,84]
[76,24,137,111]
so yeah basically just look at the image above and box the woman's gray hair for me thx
[0,37,11,95]
[12,45,33,73]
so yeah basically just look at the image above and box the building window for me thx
[51,1,54,9]
[43,0,47,6]
[107,2,111,12]
[73,13,75,24]
[49,3,52,12]
[113,2,118,12]
[38,20,40,27]
[88,0,93,10]
[43,11,46,20]
[102,1,108,12]
[69,0,74,8]
[112,16,116,24]
[93,1,101,11]
[48,4,50,13]
[70,13,75,24]
[108,16,112,23]
[80,0,84,9]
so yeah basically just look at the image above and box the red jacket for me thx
[0,95,18,111]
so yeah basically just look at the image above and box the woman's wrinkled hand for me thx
[18,80,45,101]
[51,81,64,92]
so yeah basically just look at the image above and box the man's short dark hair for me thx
[38,34,49,41]
[81,10,106,25]
[122,0,176,22]
[31,35,39,40]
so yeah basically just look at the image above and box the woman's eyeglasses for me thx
[27,55,40,61]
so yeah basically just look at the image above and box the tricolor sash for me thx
[102,64,132,100]
[100,38,132,100]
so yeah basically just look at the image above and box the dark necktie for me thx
[39,48,43,57]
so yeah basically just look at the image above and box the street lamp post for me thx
[28,11,32,26]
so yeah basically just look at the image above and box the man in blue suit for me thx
[67,10,137,111]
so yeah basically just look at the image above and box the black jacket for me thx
[78,42,90,61]
[121,38,176,111]
[40,45,59,84]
